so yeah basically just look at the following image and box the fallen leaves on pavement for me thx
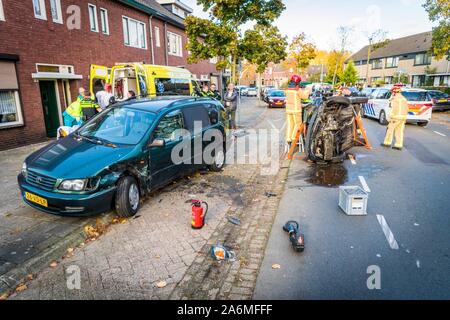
[156,281,167,288]
[50,261,58,268]
[272,264,281,269]
[15,284,27,293]
[0,293,8,300]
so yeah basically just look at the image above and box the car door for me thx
[148,109,186,188]
[89,64,110,97]
[181,104,212,171]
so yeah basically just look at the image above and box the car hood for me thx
[26,136,136,179]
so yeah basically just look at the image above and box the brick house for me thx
[349,32,450,87]
[0,0,219,150]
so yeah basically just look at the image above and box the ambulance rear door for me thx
[135,64,148,98]
[89,65,110,97]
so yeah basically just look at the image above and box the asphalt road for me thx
[255,111,450,300]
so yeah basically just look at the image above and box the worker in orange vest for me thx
[382,85,409,150]
[285,75,311,145]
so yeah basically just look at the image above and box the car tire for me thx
[379,110,388,126]
[209,145,226,172]
[417,121,428,127]
[115,176,140,218]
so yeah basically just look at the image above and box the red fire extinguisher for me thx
[191,200,208,229]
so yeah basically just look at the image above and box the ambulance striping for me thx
[434,131,446,137]
[359,176,371,193]
[377,215,399,250]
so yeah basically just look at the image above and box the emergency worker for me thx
[285,75,310,144]
[382,85,409,150]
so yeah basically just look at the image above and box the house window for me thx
[100,8,109,35]
[33,0,47,20]
[154,26,161,47]
[385,76,393,84]
[0,0,5,21]
[88,4,98,32]
[0,61,23,128]
[122,16,147,49]
[372,59,383,69]
[414,53,432,66]
[385,57,399,68]
[167,31,183,57]
[412,75,426,87]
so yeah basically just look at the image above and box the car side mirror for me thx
[149,138,165,148]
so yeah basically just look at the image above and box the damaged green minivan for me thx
[18,97,227,217]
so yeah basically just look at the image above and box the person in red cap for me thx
[382,85,408,150]
[285,74,311,144]
[96,83,114,110]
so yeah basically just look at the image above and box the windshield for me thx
[270,91,286,97]
[428,91,448,99]
[78,107,156,146]
[401,91,429,102]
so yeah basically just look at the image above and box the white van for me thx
[362,88,432,127]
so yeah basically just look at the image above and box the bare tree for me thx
[364,29,390,86]
[332,26,354,86]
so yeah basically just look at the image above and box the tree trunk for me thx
[365,45,372,87]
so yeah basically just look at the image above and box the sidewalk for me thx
[0,141,101,295]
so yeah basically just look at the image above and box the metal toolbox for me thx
[339,186,368,216]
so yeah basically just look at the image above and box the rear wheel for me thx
[379,110,388,125]
[115,176,140,218]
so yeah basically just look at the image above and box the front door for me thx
[39,81,60,137]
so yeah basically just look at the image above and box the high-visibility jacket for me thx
[65,96,83,119]
[80,97,99,121]
[390,94,409,121]
[286,88,309,114]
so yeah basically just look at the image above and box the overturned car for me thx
[304,96,368,163]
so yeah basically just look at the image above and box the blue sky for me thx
[184,0,435,52]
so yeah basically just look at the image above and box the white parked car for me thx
[247,87,258,97]
[362,88,433,127]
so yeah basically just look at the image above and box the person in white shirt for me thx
[96,84,114,111]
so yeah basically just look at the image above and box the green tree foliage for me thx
[393,72,409,84]
[423,0,450,59]
[324,50,350,83]
[240,25,287,73]
[288,33,317,73]
[341,60,359,85]
[186,0,286,83]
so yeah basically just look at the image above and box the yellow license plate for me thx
[439,99,447,103]
[25,192,48,207]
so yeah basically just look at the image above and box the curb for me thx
[0,213,113,297]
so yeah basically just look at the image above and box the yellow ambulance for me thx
[90,63,200,101]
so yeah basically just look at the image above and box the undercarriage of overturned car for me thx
[305,96,368,163]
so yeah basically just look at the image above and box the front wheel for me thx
[115,176,140,218]
[379,110,388,126]
[417,121,428,127]
[209,146,225,172]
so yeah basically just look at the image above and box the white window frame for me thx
[167,31,183,57]
[122,16,147,49]
[154,26,161,47]
[385,56,399,68]
[88,4,99,33]
[100,8,109,35]
[0,91,24,129]
[49,0,63,24]
[0,0,5,21]
[33,0,47,20]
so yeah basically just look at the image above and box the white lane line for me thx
[280,121,287,132]
[433,131,447,137]
[359,176,371,193]
[349,155,356,165]
[266,119,277,130]
[377,215,399,250]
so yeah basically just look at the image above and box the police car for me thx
[362,87,432,127]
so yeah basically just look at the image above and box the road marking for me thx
[433,131,446,137]
[280,121,286,132]
[359,176,371,193]
[349,155,356,165]
[376,215,399,250]
[416,260,421,269]
[266,119,277,130]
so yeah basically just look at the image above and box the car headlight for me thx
[22,162,28,178]
[59,179,87,191]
